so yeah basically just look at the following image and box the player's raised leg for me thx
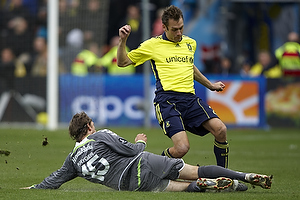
[202,118,229,168]
[162,131,190,158]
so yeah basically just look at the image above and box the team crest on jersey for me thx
[186,43,192,51]
[165,121,170,128]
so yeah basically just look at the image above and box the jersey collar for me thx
[72,136,95,155]
[75,137,89,148]
[162,32,170,41]
[162,32,182,43]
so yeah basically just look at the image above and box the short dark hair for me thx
[69,112,92,142]
[162,5,183,27]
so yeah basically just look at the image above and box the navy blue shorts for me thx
[154,91,219,138]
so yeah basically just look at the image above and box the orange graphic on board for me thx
[207,81,259,125]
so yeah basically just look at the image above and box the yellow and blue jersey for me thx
[127,33,196,94]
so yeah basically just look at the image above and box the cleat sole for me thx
[197,177,233,191]
[249,174,273,189]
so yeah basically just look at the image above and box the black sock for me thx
[186,181,205,192]
[198,165,246,181]
[161,148,174,158]
[214,140,229,168]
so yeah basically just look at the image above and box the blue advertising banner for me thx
[60,75,157,126]
[59,74,265,128]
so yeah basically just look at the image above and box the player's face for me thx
[164,17,184,43]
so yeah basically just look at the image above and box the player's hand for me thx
[119,25,131,40]
[210,81,225,92]
[20,186,33,189]
[135,133,147,143]
[20,184,36,189]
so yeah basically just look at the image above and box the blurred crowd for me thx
[204,31,300,78]
[0,0,169,80]
[0,0,299,82]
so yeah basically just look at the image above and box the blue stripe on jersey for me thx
[150,59,163,93]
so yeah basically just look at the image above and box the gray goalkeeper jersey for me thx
[35,129,147,190]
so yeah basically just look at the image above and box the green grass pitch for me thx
[0,126,299,200]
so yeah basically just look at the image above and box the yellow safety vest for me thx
[250,63,282,78]
[99,46,135,75]
[71,50,100,76]
[275,42,300,70]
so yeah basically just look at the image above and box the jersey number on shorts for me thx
[81,154,110,181]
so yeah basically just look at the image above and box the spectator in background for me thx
[2,0,32,22]
[240,59,252,77]
[58,0,80,49]
[218,56,235,76]
[71,41,102,76]
[0,47,27,89]
[65,0,80,15]
[60,28,84,73]
[35,0,47,33]
[99,36,135,75]
[258,32,300,77]
[6,16,34,57]
[5,47,27,77]
[249,50,282,78]
[0,0,34,51]
[118,4,144,74]
[152,8,164,37]
[0,48,18,90]
[78,0,107,49]
[2,14,34,75]
[30,36,66,77]
[274,32,300,75]
[119,4,142,50]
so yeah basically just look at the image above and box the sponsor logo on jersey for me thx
[165,55,194,64]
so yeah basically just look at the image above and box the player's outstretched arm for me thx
[20,156,77,190]
[117,25,134,67]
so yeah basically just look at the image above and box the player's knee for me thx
[174,143,190,157]
[214,124,227,142]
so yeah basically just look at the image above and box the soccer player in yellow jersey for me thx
[117,5,228,168]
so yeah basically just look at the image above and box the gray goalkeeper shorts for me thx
[123,152,185,191]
